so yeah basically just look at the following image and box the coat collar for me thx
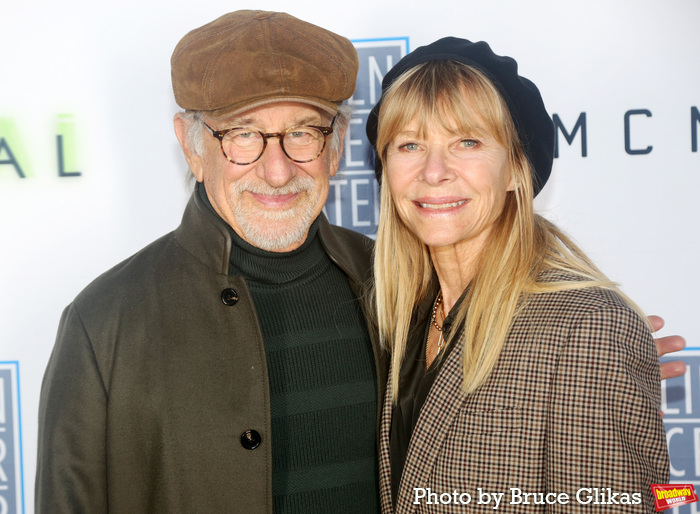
[317,214,374,287]
[174,185,234,275]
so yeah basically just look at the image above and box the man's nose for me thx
[255,136,297,187]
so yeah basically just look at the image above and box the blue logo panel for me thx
[662,351,700,513]
[324,38,409,237]
[0,362,24,514]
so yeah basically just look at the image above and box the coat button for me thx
[221,288,239,306]
[240,430,262,450]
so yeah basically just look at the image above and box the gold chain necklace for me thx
[429,290,446,359]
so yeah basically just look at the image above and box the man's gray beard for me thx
[230,176,319,251]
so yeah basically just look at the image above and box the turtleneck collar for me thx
[196,182,326,285]
[227,217,325,285]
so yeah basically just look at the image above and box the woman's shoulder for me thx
[511,270,654,358]
[526,269,641,324]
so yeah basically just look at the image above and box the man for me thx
[36,11,384,513]
[36,8,685,514]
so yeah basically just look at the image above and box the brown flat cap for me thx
[171,10,359,119]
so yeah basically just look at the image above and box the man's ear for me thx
[328,121,348,178]
[174,113,205,182]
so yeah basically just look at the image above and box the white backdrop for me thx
[1,1,699,512]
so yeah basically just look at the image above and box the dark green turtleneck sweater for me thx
[199,187,379,512]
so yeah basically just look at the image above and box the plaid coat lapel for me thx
[378,363,395,513]
[386,332,468,513]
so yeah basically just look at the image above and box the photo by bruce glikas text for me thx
[413,487,643,508]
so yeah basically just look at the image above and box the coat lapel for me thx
[394,332,467,512]
[378,369,396,513]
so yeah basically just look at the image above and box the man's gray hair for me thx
[180,110,207,157]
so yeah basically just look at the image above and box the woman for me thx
[366,37,668,512]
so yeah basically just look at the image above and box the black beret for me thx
[365,37,554,196]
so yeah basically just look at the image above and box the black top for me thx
[390,283,468,504]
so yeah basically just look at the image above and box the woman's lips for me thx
[416,200,467,209]
[414,197,469,210]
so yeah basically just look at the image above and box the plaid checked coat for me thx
[380,279,669,513]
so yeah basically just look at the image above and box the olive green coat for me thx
[36,189,385,513]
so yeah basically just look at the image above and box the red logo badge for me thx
[651,484,699,511]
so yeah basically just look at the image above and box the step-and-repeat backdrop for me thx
[1,1,699,512]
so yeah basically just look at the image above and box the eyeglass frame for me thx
[201,116,337,165]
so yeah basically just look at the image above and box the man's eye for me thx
[227,130,260,147]
[228,130,260,143]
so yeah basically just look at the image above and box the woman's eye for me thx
[458,139,478,148]
[399,142,420,151]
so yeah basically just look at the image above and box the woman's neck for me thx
[429,236,487,313]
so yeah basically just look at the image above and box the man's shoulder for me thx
[73,230,180,307]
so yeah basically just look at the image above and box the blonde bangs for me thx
[376,60,517,165]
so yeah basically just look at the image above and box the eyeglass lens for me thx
[222,126,326,164]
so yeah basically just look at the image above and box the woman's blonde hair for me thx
[373,60,646,401]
